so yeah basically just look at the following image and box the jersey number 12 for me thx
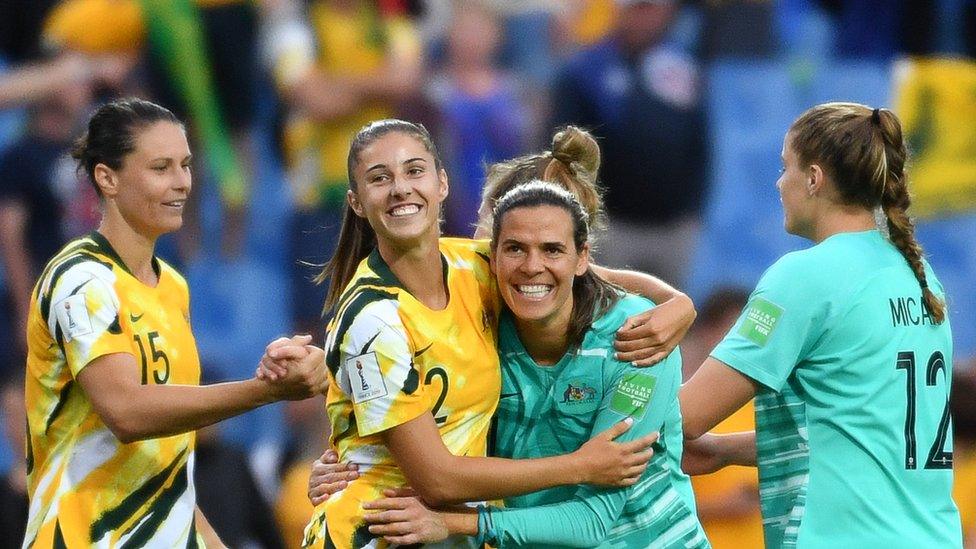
[895,350,952,470]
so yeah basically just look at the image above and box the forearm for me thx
[484,499,614,548]
[413,453,583,506]
[713,431,756,467]
[97,379,273,442]
[591,265,682,305]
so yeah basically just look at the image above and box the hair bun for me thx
[551,126,600,178]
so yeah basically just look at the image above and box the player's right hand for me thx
[574,418,658,487]
[308,449,360,505]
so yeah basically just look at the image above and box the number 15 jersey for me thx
[305,238,501,549]
[24,232,201,548]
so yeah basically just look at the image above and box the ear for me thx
[347,189,365,218]
[438,168,449,201]
[808,164,826,196]
[575,242,591,276]
[93,163,118,198]
[489,248,497,275]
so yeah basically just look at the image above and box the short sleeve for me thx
[711,254,825,391]
[47,262,130,378]
[334,300,431,436]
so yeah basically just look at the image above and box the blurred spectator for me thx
[550,0,707,286]
[430,2,528,236]
[0,52,130,109]
[195,422,285,549]
[265,0,422,336]
[44,0,257,260]
[700,0,775,60]
[144,0,260,258]
[953,364,976,548]
[0,72,96,371]
[274,396,329,548]
[818,0,976,60]
[0,373,28,547]
[681,287,763,549]
[0,0,59,63]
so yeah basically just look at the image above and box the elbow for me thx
[682,416,709,441]
[99,407,151,444]
[680,402,709,441]
[411,478,456,507]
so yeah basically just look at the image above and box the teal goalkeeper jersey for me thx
[489,294,709,548]
[711,230,961,548]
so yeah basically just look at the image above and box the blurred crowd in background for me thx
[0,0,975,547]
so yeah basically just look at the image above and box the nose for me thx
[175,165,192,195]
[390,174,412,198]
[519,249,545,275]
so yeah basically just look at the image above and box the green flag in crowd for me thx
[138,0,247,208]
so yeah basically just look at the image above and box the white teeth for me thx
[390,204,420,217]
[517,284,552,298]
[163,200,185,207]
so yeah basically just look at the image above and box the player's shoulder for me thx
[439,237,491,264]
[39,235,119,298]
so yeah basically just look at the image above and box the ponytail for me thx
[789,102,945,323]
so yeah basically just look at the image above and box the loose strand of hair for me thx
[318,207,376,315]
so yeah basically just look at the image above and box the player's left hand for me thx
[614,293,695,366]
[363,491,449,545]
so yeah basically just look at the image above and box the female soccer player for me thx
[359,181,709,547]
[23,98,326,548]
[267,119,693,549]
[680,102,962,547]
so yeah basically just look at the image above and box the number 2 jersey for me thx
[304,238,501,549]
[711,230,961,548]
[24,232,202,548]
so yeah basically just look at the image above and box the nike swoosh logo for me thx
[414,343,433,358]
[500,392,519,399]
[129,312,144,323]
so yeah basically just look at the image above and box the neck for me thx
[378,235,447,310]
[810,206,878,243]
[97,213,158,285]
[513,309,573,367]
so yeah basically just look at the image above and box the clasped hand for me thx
[255,335,328,399]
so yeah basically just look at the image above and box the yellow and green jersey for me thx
[24,232,202,548]
[302,238,501,549]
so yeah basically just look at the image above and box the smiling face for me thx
[98,121,192,239]
[348,131,448,250]
[491,204,589,330]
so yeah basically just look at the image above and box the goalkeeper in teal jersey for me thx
[351,181,708,548]
[681,103,962,548]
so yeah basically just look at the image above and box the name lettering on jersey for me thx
[889,296,935,327]
[346,352,388,403]
[610,372,656,420]
[55,294,93,341]
[738,297,784,346]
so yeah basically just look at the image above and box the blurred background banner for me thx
[894,57,976,219]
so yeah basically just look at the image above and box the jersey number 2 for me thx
[895,350,952,469]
